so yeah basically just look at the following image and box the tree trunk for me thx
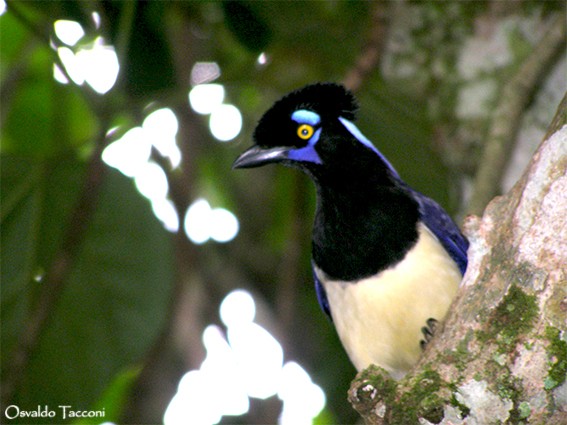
[348,95,567,425]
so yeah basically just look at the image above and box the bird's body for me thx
[315,223,460,378]
[234,83,468,378]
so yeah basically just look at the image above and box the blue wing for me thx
[312,263,332,320]
[409,188,469,276]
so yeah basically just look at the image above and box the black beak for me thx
[232,145,290,169]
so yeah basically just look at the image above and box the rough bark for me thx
[348,99,567,424]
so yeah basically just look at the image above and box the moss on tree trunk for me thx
[349,96,567,425]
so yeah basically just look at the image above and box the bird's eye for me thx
[297,124,314,140]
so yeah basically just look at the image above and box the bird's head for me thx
[233,83,398,184]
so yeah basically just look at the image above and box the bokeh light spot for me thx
[54,20,85,46]
[209,104,242,142]
[188,84,225,115]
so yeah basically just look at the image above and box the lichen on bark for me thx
[349,115,567,424]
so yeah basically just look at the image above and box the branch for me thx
[1,2,126,405]
[349,101,567,423]
[342,1,391,93]
[1,126,108,406]
[114,1,136,64]
[467,14,566,216]
[0,37,38,127]
[5,0,110,108]
[544,91,567,140]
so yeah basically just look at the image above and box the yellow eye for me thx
[297,124,314,140]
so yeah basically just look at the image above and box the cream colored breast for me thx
[316,223,461,379]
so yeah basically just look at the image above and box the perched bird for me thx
[233,83,468,379]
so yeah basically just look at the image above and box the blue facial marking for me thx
[287,110,323,164]
[292,109,321,126]
[288,128,322,164]
[338,117,400,178]
[288,145,322,164]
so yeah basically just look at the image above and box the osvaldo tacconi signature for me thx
[4,405,106,421]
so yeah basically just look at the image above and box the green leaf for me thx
[3,167,174,422]
[1,47,97,156]
[1,155,86,358]
[0,9,31,72]
[73,366,141,424]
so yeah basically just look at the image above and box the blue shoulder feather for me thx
[409,188,469,276]
[312,263,332,320]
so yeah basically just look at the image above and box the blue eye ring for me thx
[297,124,314,140]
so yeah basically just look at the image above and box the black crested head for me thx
[253,82,358,149]
[233,82,397,184]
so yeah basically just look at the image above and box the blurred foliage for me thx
[1,1,564,424]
